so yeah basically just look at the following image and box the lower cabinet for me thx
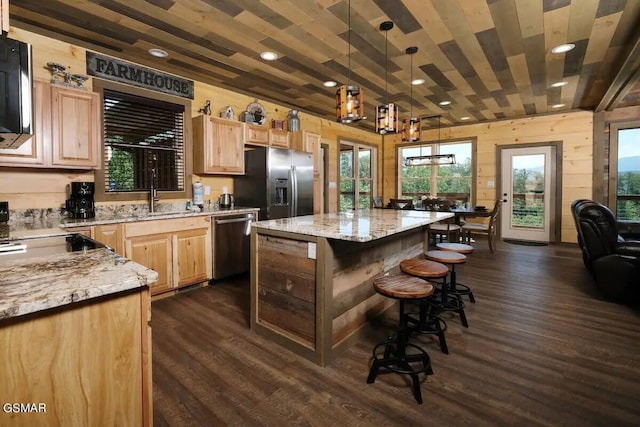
[124,217,212,296]
[126,233,173,296]
[0,290,152,426]
[70,216,212,296]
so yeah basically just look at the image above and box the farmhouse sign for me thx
[86,52,194,99]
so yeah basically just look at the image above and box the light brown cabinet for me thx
[124,216,212,296]
[0,290,152,427]
[193,115,244,174]
[69,224,124,255]
[0,0,9,35]
[244,124,269,146]
[126,233,173,295]
[269,129,290,148]
[0,80,100,169]
[51,85,100,168]
[291,131,321,175]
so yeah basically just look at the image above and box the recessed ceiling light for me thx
[323,80,337,87]
[439,100,452,106]
[550,81,569,88]
[260,51,278,61]
[460,116,470,121]
[148,48,168,58]
[552,103,565,108]
[551,43,575,54]
[411,78,425,85]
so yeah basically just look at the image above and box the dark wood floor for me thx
[151,238,640,426]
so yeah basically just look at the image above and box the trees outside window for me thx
[398,141,473,205]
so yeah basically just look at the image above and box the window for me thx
[610,123,640,221]
[94,81,192,202]
[398,141,474,204]
[339,141,377,211]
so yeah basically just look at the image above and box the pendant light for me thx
[404,115,456,166]
[375,21,398,134]
[336,0,364,123]
[401,46,421,141]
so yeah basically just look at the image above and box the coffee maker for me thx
[66,182,95,219]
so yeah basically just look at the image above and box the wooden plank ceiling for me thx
[10,0,640,131]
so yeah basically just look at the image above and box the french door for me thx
[339,141,376,211]
[500,146,556,242]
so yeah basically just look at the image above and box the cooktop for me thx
[0,234,109,263]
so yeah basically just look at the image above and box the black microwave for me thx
[0,37,33,149]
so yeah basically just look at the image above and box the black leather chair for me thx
[571,199,640,302]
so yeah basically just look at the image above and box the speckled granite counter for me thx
[251,208,454,366]
[253,209,453,242]
[1,206,259,240]
[0,242,158,320]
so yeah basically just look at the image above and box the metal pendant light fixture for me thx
[401,46,421,141]
[375,21,398,134]
[336,0,364,123]
[404,115,456,166]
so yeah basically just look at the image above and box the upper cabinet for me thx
[269,129,289,148]
[0,80,100,169]
[51,85,100,168]
[0,0,9,35]
[291,131,321,175]
[193,115,244,175]
[244,124,268,146]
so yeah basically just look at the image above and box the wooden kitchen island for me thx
[0,235,158,427]
[250,209,453,366]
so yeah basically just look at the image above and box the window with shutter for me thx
[94,81,192,202]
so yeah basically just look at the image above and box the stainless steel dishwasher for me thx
[212,212,255,279]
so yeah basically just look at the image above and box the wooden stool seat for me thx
[368,274,435,404]
[425,250,467,264]
[434,244,476,304]
[373,274,434,299]
[435,242,474,254]
[400,259,449,278]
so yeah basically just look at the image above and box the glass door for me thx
[339,142,376,211]
[500,146,555,242]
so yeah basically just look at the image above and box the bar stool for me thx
[424,250,469,328]
[399,259,450,354]
[367,274,434,404]
[435,242,476,303]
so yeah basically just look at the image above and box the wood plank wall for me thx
[383,111,594,243]
[1,27,378,212]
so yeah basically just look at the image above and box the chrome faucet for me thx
[149,155,159,213]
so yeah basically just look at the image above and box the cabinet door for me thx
[95,224,124,254]
[0,80,49,167]
[71,226,94,238]
[304,132,321,176]
[51,86,100,169]
[244,124,269,146]
[212,118,244,174]
[269,129,289,148]
[173,228,211,287]
[126,234,173,295]
[0,0,8,35]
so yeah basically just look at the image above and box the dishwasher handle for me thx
[214,215,254,225]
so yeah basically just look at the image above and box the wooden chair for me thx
[427,220,461,247]
[461,200,502,253]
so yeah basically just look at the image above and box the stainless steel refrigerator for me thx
[234,147,314,220]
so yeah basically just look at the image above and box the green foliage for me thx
[400,158,471,198]
[108,148,134,190]
[616,172,640,220]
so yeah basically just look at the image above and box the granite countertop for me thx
[253,209,454,242]
[0,246,158,321]
[1,206,260,240]
[61,206,260,228]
